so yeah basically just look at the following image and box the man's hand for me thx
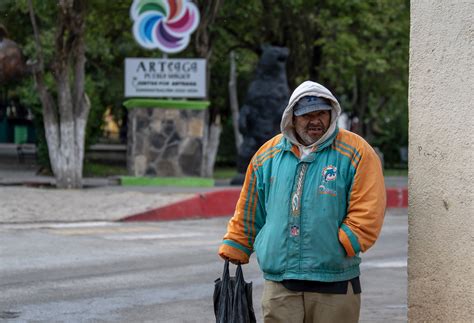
[221,255,241,265]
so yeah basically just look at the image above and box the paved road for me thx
[0,210,407,322]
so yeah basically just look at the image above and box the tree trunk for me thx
[228,51,242,152]
[28,0,89,189]
[194,0,223,178]
[201,112,222,177]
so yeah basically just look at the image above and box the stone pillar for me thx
[409,1,474,322]
[125,99,210,177]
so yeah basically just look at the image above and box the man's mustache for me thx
[307,122,326,130]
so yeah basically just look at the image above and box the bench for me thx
[17,143,37,163]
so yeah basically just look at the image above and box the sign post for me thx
[124,0,210,183]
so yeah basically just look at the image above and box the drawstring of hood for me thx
[280,81,342,153]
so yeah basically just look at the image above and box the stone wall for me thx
[409,1,474,321]
[127,107,206,177]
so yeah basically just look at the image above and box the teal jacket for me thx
[219,81,386,282]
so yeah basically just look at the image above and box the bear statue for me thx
[231,45,290,185]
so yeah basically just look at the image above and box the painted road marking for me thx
[102,232,205,241]
[361,259,407,268]
[47,222,114,228]
[49,226,164,235]
[0,221,116,231]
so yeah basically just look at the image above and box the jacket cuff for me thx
[338,224,361,257]
[218,240,251,264]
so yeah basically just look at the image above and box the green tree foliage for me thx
[1,0,409,169]
[315,0,409,165]
[1,0,55,169]
[1,0,149,169]
[213,0,409,167]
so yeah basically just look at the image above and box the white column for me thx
[409,1,474,321]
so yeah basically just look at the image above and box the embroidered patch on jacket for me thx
[290,225,300,237]
[291,163,308,216]
[322,165,337,182]
[318,184,337,196]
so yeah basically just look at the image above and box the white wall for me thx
[409,1,474,321]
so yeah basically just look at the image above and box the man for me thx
[218,81,386,322]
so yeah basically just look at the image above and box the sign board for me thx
[125,58,206,98]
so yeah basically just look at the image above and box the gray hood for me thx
[280,81,342,147]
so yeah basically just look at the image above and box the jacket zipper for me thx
[293,163,308,273]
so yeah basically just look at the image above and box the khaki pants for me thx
[262,280,360,323]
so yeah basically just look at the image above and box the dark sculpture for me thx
[231,45,290,185]
[0,25,27,85]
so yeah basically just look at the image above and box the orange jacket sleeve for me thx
[338,142,386,257]
[217,136,283,264]
[218,160,265,264]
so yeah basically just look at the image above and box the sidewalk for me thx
[0,160,407,224]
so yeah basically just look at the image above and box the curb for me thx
[120,176,214,187]
[386,187,409,209]
[121,187,408,222]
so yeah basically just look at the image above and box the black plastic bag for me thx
[214,260,256,323]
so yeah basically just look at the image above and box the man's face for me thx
[294,110,331,145]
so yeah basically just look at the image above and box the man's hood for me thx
[280,81,342,147]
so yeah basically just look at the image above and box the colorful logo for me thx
[322,165,337,182]
[130,0,200,53]
[290,225,300,237]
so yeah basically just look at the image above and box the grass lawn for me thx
[83,162,128,177]
[83,162,407,179]
[83,162,238,179]
[384,168,408,177]
[213,167,237,179]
